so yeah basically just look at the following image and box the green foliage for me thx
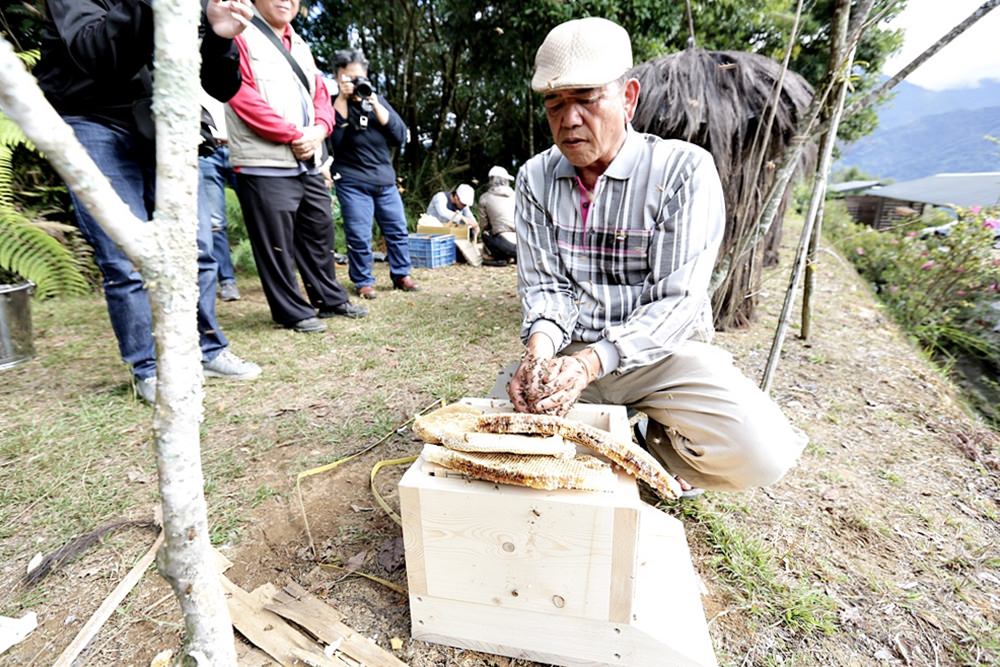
[299,1,905,206]
[221,188,258,276]
[790,0,907,142]
[0,3,46,53]
[826,200,1000,361]
[0,111,90,297]
[832,166,878,183]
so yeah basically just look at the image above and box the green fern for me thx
[0,56,90,298]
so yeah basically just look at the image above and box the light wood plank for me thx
[609,506,639,623]
[399,484,427,597]
[263,582,407,667]
[222,575,339,667]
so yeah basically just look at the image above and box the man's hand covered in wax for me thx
[508,341,602,417]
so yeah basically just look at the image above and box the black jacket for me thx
[329,95,407,187]
[35,0,240,139]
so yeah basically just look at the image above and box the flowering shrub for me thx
[825,201,1000,359]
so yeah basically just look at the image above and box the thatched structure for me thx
[631,49,814,330]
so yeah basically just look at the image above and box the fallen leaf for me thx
[390,637,403,650]
[345,550,367,573]
[126,468,153,484]
[912,608,941,629]
[873,647,896,662]
[149,649,172,667]
[25,553,42,576]
[377,537,406,574]
[839,606,862,625]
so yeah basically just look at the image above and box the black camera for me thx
[352,76,374,98]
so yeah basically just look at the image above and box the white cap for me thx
[531,17,632,93]
[456,183,475,207]
[488,166,514,181]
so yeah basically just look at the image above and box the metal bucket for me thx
[0,282,35,370]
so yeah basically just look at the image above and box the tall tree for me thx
[299,0,899,212]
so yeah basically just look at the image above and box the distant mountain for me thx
[837,81,1000,181]
[876,80,1000,130]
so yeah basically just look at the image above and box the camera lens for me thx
[354,77,373,98]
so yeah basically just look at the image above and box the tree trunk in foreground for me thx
[147,1,237,664]
[0,6,236,664]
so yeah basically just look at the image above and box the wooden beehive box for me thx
[399,399,717,667]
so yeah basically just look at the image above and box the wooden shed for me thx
[842,172,1000,229]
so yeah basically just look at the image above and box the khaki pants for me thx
[494,340,807,491]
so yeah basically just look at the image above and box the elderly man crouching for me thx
[509,17,807,494]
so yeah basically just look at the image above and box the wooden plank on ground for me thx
[221,574,341,667]
[236,640,279,666]
[263,581,407,667]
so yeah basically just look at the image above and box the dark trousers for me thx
[235,172,348,326]
[482,230,517,262]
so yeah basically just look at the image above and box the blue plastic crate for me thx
[409,233,456,269]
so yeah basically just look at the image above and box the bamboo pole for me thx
[760,23,857,393]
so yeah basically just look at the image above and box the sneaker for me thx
[318,302,368,319]
[287,317,326,333]
[203,349,262,380]
[219,280,240,302]
[135,375,157,404]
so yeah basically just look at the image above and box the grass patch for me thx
[0,266,522,616]
[672,496,838,638]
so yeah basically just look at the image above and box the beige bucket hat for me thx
[531,17,633,93]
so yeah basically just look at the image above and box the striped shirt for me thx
[515,126,725,375]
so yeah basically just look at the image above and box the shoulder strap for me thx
[250,15,311,93]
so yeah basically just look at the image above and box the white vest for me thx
[226,14,319,168]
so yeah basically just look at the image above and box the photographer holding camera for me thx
[329,49,418,299]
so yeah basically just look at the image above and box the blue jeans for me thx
[198,145,237,284]
[334,180,412,288]
[65,117,228,380]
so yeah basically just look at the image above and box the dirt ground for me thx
[1,226,998,666]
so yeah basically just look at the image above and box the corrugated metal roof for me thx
[829,180,883,193]
[860,172,1000,208]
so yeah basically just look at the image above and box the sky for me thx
[881,0,1000,91]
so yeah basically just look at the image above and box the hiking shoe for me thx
[392,275,420,292]
[287,317,326,333]
[203,349,262,380]
[219,280,240,302]
[135,375,157,404]
[318,302,368,319]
